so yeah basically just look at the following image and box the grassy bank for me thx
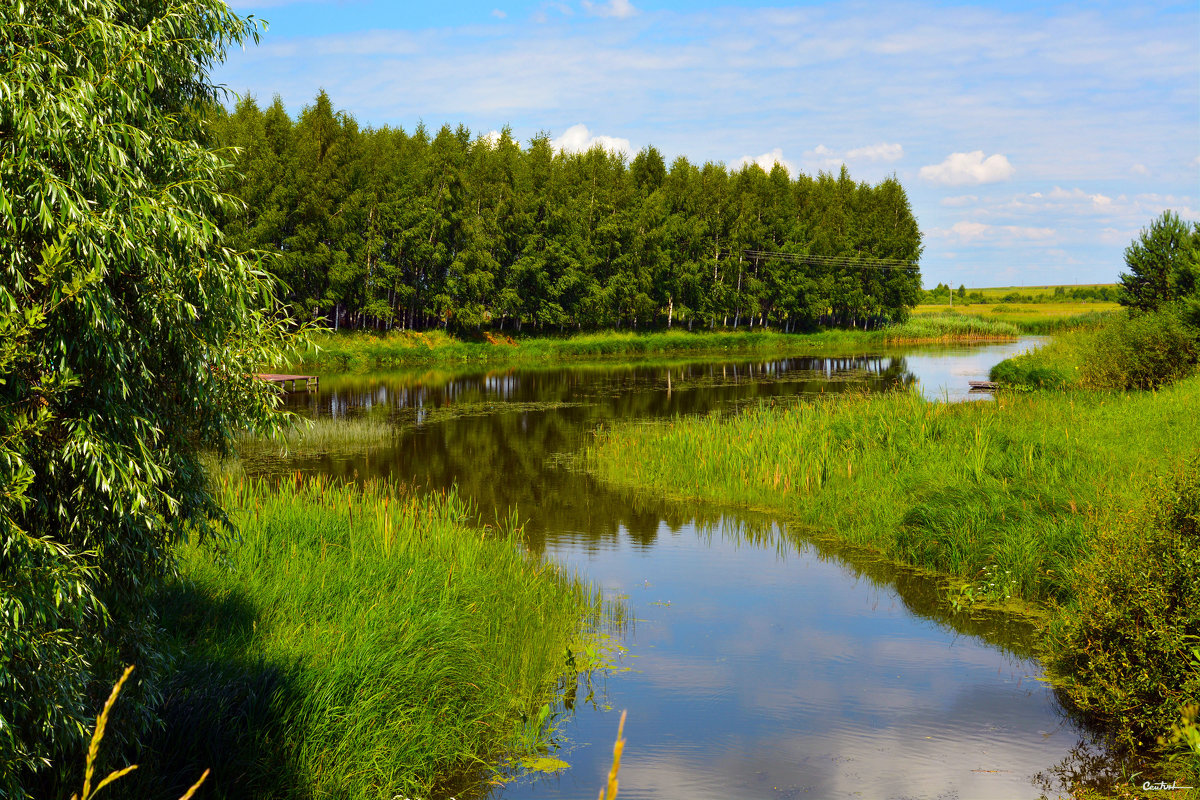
[293,321,1019,371]
[584,378,1199,605]
[991,310,1199,390]
[136,474,613,799]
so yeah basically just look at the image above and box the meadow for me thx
[293,287,1129,372]
[129,474,616,799]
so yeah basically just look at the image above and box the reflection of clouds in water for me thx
[905,338,1045,401]
[618,699,1069,800]
[545,516,1077,799]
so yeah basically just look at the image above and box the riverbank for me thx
[293,316,1021,371]
[133,474,614,799]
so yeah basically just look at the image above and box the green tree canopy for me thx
[1119,210,1200,315]
[0,2,304,793]
[212,92,926,334]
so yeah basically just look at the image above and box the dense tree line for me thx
[211,91,923,334]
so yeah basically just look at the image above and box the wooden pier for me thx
[256,373,319,392]
[968,380,1000,392]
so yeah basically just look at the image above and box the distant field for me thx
[914,301,1122,323]
[967,284,1117,300]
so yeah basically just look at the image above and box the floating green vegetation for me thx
[238,415,397,454]
[134,474,622,800]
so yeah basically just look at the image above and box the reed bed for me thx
[237,415,397,454]
[884,312,1019,343]
[584,376,1200,606]
[142,474,613,799]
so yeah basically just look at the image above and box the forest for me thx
[211,91,924,334]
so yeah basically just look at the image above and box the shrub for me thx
[1079,310,1197,390]
[1048,459,1200,757]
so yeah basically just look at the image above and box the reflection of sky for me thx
[905,338,1046,402]
[498,522,1078,800]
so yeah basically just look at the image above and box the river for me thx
[260,337,1093,800]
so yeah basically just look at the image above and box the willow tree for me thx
[0,2,303,794]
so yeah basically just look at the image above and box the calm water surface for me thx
[264,338,1091,800]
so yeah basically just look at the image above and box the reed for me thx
[584,376,1200,606]
[137,474,616,799]
[884,311,1019,343]
[237,415,397,454]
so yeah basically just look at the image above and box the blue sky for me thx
[218,0,1199,288]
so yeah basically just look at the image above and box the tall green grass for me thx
[884,311,1019,342]
[136,474,615,799]
[584,377,1200,605]
[237,415,397,454]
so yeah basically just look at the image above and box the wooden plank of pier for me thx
[256,373,319,392]
[968,380,1000,391]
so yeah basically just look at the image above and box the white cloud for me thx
[582,0,637,19]
[804,142,903,172]
[491,8,507,19]
[947,221,990,242]
[736,148,795,176]
[532,2,572,23]
[1131,163,1149,176]
[551,123,633,157]
[940,195,979,207]
[919,151,1015,186]
[1043,186,1119,210]
[931,221,1055,243]
[845,142,904,162]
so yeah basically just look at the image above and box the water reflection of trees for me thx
[283,354,917,421]
[262,355,918,548]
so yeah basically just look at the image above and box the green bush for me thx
[1079,310,1197,390]
[1048,459,1200,758]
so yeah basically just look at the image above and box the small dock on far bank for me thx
[969,380,1001,392]
[256,373,319,392]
